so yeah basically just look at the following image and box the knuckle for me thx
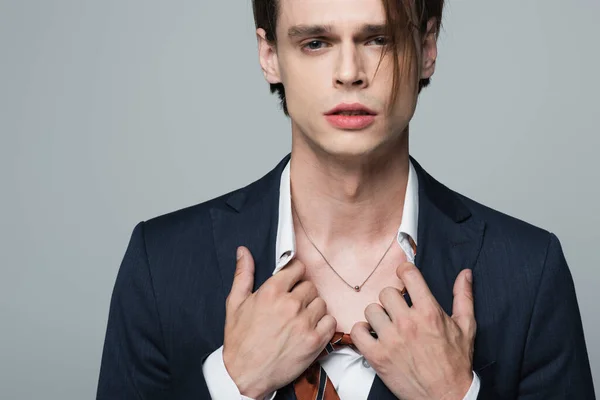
[303,282,318,299]
[314,296,326,308]
[365,302,380,315]
[370,349,387,369]
[313,297,327,315]
[401,265,418,280]
[324,314,337,333]
[291,257,304,267]
[310,284,320,299]
[398,317,417,334]
[294,314,311,332]
[463,289,474,302]
[287,312,305,331]
[260,282,278,299]
[307,331,323,349]
[422,307,435,321]
[349,322,361,337]
[422,305,442,322]
[388,328,402,346]
[304,280,316,291]
[378,286,396,303]
[291,258,306,273]
[233,266,245,278]
[285,296,303,313]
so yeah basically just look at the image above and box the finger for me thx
[378,286,409,324]
[291,280,319,308]
[270,258,306,292]
[364,303,391,334]
[315,314,337,342]
[397,262,436,310]
[227,246,255,312]
[452,269,476,336]
[350,321,377,356]
[304,297,327,328]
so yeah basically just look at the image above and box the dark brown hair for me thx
[252,0,444,115]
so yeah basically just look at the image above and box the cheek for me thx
[283,67,329,112]
[389,95,418,129]
[385,61,420,117]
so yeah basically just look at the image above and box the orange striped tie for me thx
[293,332,353,400]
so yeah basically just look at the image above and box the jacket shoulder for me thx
[454,189,555,254]
[139,158,283,245]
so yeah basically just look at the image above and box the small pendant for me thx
[354,285,361,292]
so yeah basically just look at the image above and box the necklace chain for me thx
[291,199,396,292]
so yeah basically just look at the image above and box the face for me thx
[257,0,438,159]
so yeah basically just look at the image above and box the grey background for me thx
[1,0,598,398]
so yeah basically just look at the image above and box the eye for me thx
[367,36,388,46]
[302,40,327,52]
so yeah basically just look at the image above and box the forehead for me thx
[277,0,386,29]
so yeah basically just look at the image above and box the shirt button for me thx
[362,358,371,368]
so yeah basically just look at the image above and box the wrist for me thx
[223,348,270,399]
[235,374,269,400]
[437,370,473,400]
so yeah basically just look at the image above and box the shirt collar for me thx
[274,158,419,275]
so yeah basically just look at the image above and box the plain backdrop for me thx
[1,0,598,398]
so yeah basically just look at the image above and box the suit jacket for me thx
[97,154,595,399]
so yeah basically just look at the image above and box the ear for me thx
[257,28,282,84]
[420,17,439,80]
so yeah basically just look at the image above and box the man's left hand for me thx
[351,263,476,400]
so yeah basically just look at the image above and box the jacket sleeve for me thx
[97,222,214,399]
[516,233,596,399]
[96,222,171,399]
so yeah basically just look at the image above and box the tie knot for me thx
[322,332,353,355]
[331,332,353,346]
[295,331,355,393]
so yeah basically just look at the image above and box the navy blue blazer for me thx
[97,154,595,399]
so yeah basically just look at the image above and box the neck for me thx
[289,128,410,248]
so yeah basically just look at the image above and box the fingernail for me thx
[466,270,473,283]
[236,247,244,260]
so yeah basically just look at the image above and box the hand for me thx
[351,263,476,400]
[223,246,337,399]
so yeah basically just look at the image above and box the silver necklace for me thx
[291,200,397,292]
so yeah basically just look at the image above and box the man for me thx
[97,0,595,398]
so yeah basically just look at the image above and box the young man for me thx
[97,0,595,399]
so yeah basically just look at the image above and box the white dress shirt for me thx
[202,159,481,399]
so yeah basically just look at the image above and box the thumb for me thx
[451,269,476,336]
[226,246,255,312]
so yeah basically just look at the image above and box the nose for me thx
[333,43,368,90]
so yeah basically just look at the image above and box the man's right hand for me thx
[222,246,337,399]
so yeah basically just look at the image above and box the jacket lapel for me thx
[411,157,486,317]
[367,157,487,400]
[210,154,290,301]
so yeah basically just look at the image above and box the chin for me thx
[294,118,404,161]
[315,132,393,161]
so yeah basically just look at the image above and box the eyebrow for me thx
[287,23,387,40]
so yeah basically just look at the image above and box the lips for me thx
[324,114,376,130]
[324,102,377,130]
[325,102,377,116]
[331,110,372,116]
